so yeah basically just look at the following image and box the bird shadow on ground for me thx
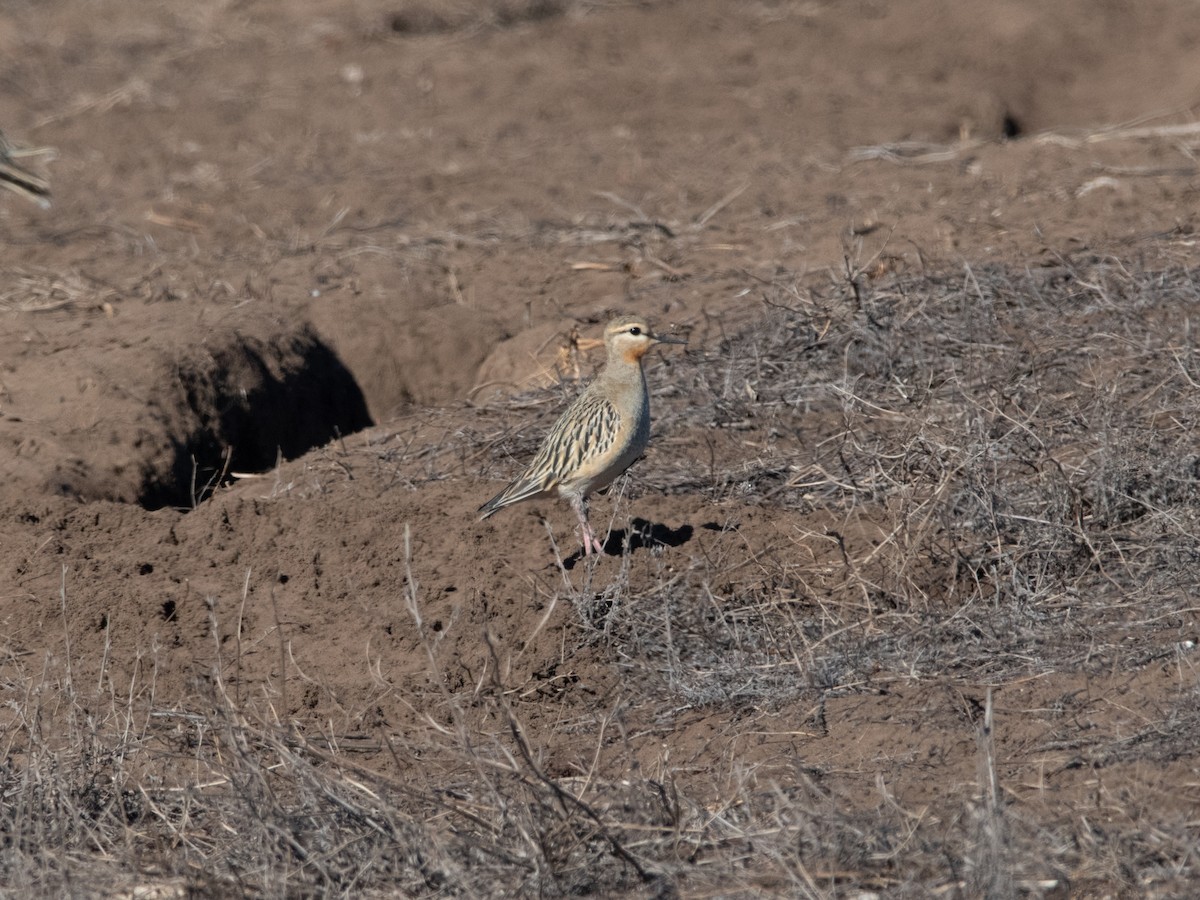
[563,517,693,568]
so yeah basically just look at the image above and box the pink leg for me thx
[581,519,604,556]
[571,496,605,556]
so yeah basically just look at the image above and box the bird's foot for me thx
[579,522,605,557]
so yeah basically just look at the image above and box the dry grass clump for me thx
[0,640,919,897]
[0,267,95,314]
[0,647,1080,898]
[634,257,1200,677]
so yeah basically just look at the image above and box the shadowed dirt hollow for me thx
[2,1,1200,896]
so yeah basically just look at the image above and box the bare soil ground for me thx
[3,0,1200,896]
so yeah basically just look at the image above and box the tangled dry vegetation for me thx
[3,257,1199,897]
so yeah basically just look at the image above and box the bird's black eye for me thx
[629,326,641,335]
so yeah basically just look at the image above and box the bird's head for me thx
[604,315,687,364]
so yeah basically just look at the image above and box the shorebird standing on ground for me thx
[479,315,686,556]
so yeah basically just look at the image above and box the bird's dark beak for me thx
[654,332,688,345]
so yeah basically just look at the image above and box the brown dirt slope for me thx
[2,0,1200,896]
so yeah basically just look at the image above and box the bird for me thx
[479,314,686,556]
[0,129,52,208]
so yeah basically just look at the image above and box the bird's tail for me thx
[478,477,550,520]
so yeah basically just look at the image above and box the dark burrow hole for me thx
[140,327,372,511]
